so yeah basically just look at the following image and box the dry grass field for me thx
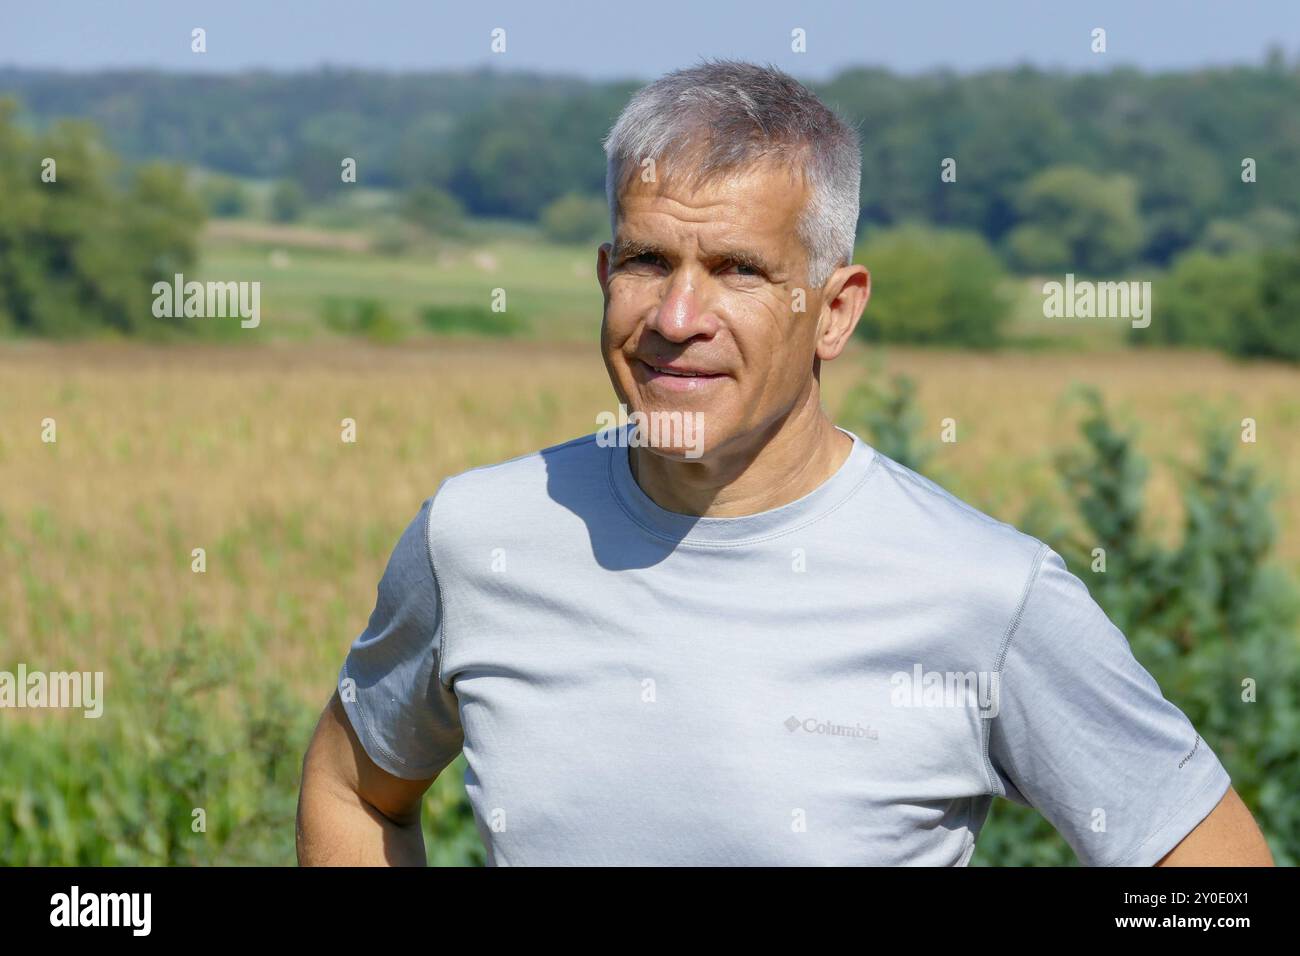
[3,340,1298,708]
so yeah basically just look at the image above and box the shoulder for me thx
[858,443,1051,630]
[433,430,606,508]
[423,431,609,552]
[867,446,1047,566]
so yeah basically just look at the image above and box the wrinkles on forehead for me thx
[613,168,809,283]
[615,150,813,279]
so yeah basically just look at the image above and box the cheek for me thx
[605,278,653,322]
[601,293,636,348]
[725,294,802,374]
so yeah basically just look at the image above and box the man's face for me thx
[597,160,827,462]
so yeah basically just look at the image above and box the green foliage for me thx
[287,116,365,200]
[854,224,1010,346]
[0,628,485,865]
[8,64,1300,350]
[401,185,464,236]
[269,179,306,223]
[1006,166,1144,275]
[838,372,935,472]
[320,297,406,343]
[1054,387,1155,583]
[423,755,488,866]
[0,98,205,337]
[370,220,418,256]
[7,61,1300,263]
[540,193,608,245]
[321,295,533,342]
[0,628,301,865]
[1137,242,1300,361]
[198,173,251,218]
[976,387,1300,865]
[1249,240,1300,362]
[1138,250,1263,351]
[418,303,528,338]
[1197,207,1298,256]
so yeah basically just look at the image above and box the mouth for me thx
[636,359,728,390]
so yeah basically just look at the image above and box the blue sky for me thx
[3,0,1298,78]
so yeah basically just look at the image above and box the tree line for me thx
[4,59,1299,265]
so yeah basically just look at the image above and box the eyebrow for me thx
[612,238,665,262]
[613,238,778,276]
[712,247,778,276]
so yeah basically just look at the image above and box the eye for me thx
[724,261,764,278]
[620,252,666,273]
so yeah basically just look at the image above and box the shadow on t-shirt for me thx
[542,432,689,571]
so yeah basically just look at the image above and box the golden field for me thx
[2,340,1298,707]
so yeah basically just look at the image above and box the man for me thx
[297,60,1273,866]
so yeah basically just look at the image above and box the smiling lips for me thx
[637,359,727,389]
[650,365,712,377]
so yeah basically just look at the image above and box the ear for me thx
[816,264,870,362]
[597,241,613,298]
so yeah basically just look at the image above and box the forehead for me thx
[615,158,809,250]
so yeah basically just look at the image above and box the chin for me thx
[639,442,709,462]
[620,403,711,461]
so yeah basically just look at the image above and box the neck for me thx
[629,386,852,518]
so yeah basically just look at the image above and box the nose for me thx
[643,267,720,344]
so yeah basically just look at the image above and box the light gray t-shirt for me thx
[337,426,1231,866]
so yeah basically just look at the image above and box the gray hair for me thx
[602,59,861,288]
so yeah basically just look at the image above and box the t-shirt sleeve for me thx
[986,545,1232,866]
[336,495,463,779]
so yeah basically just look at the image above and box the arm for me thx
[1155,786,1274,866]
[296,691,437,866]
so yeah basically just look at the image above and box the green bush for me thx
[269,179,306,223]
[1136,250,1263,351]
[0,628,312,865]
[1135,242,1300,361]
[1197,208,1298,256]
[853,224,1010,347]
[838,372,935,473]
[401,185,464,236]
[370,220,419,256]
[539,193,608,245]
[198,173,251,218]
[418,303,527,338]
[1248,241,1300,361]
[0,627,485,865]
[320,297,406,343]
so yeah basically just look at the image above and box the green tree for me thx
[1245,240,1300,361]
[0,99,204,337]
[1137,250,1263,351]
[269,179,306,223]
[540,193,608,244]
[198,173,250,218]
[1197,207,1298,256]
[1006,166,1144,274]
[1137,242,1300,362]
[838,372,935,472]
[400,185,464,236]
[853,223,1010,346]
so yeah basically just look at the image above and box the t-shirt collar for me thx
[606,424,877,546]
